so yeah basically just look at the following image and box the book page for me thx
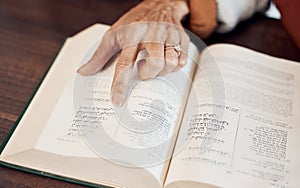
[0,23,201,188]
[165,44,300,188]
[34,33,199,185]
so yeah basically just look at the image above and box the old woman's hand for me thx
[77,0,189,107]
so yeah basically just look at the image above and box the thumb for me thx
[189,0,217,39]
[77,32,120,75]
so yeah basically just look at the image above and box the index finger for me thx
[111,45,139,107]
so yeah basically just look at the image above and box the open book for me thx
[1,24,299,188]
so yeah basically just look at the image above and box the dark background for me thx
[0,0,299,187]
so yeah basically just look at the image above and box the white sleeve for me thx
[216,0,269,33]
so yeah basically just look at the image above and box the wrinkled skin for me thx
[77,0,190,107]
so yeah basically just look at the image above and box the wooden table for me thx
[0,1,299,187]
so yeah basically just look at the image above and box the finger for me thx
[77,32,120,75]
[138,21,166,80]
[111,45,138,107]
[138,42,165,80]
[158,28,180,76]
[174,31,190,72]
[122,22,148,48]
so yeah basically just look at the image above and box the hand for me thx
[77,0,189,107]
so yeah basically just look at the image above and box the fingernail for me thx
[112,93,125,107]
[77,64,88,75]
